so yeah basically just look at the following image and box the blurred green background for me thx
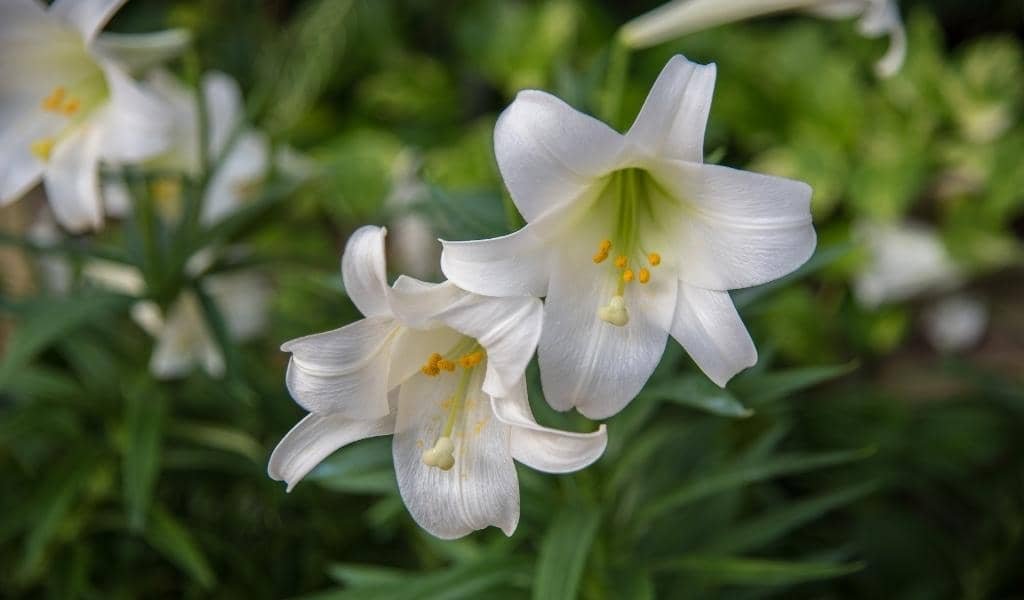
[2,0,1023,598]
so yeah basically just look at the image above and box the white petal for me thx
[268,411,395,492]
[43,125,104,232]
[440,195,585,298]
[49,0,126,42]
[92,29,191,73]
[206,271,270,341]
[852,221,961,307]
[393,369,519,539]
[651,160,816,291]
[625,55,716,164]
[670,282,757,387]
[202,71,245,159]
[341,225,392,319]
[538,252,676,420]
[83,259,145,295]
[0,113,48,206]
[281,316,398,418]
[385,326,465,390]
[147,292,218,379]
[387,277,466,327]
[491,380,607,474]
[494,90,624,221]
[202,129,269,224]
[922,294,988,353]
[98,60,172,162]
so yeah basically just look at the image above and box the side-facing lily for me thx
[0,0,182,231]
[620,0,906,78]
[441,55,816,419]
[269,226,607,539]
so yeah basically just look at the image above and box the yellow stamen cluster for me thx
[41,86,81,116]
[592,239,612,263]
[594,240,665,326]
[459,350,484,368]
[648,252,661,266]
[421,350,482,376]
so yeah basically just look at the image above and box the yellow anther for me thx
[592,250,609,264]
[638,268,651,284]
[41,87,66,112]
[420,364,441,377]
[614,255,628,269]
[459,351,484,368]
[30,138,55,161]
[599,239,612,252]
[61,98,81,116]
[428,353,443,365]
[622,269,634,283]
[438,359,456,372]
[648,252,661,266]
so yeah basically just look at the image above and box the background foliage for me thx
[1,0,1023,598]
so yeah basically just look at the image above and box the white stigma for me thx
[421,436,455,470]
[597,295,629,326]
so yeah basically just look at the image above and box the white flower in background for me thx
[269,226,607,540]
[0,0,185,231]
[853,221,962,307]
[922,294,988,353]
[85,255,270,379]
[620,0,906,77]
[105,70,271,224]
[440,56,815,419]
[386,150,439,280]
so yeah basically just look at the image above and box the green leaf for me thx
[654,555,863,586]
[533,504,601,600]
[733,362,858,406]
[639,447,874,526]
[0,293,130,386]
[306,437,396,494]
[642,375,753,418]
[707,481,881,554]
[145,505,216,589]
[123,381,167,531]
[168,420,265,463]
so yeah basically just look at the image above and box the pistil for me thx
[421,343,484,471]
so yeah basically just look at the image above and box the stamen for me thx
[614,255,628,269]
[638,268,650,284]
[599,239,612,252]
[622,269,634,283]
[30,138,55,161]
[648,252,661,266]
[41,87,66,112]
[423,345,485,471]
[61,98,81,116]
[459,350,483,368]
[438,359,455,372]
[592,250,608,263]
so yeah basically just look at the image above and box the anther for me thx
[30,138,55,161]
[638,268,650,284]
[614,255,628,269]
[438,359,455,372]
[61,98,81,116]
[459,351,483,368]
[599,239,612,252]
[592,250,608,264]
[421,364,441,377]
[647,252,661,266]
[622,269,634,283]
[421,436,455,470]
[41,87,66,112]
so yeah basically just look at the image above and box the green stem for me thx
[599,37,631,129]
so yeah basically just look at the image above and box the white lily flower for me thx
[922,294,987,354]
[620,0,906,77]
[84,257,270,379]
[0,0,180,231]
[440,56,815,419]
[853,221,962,308]
[105,70,271,224]
[269,226,607,540]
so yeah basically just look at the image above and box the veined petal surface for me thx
[342,225,392,318]
[670,282,757,387]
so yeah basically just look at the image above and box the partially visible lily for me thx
[269,226,607,540]
[620,0,906,77]
[853,221,962,307]
[0,0,185,231]
[441,56,815,419]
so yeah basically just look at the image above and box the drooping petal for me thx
[440,195,585,298]
[98,60,172,162]
[202,71,245,160]
[341,225,392,319]
[202,129,269,224]
[43,124,104,232]
[49,0,127,42]
[268,411,395,492]
[494,90,624,221]
[625,55,717,164]
[206,271,270,341]
[387,277,466,328]
[393,369,519,539]
[650,159,816,291]
[491,380,607,474]
[670,282,757,387]
[281,316,398,418]
[538,252,677,420]
[92,29,191,73]
[0,114,48,206]
[147,292,221,379]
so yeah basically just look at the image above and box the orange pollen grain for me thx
[647,252,661,266]
[638,268,650,284]
[622,269,634,283]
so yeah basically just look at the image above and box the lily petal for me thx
[393,370,519,539]
[202,71,245,160]
[0,114,48,206]
[670,281,757,387]
[50,0,126,42]
[538,252,676,420]
[652,159,816,291]
[206,271,270,341]
[342,225,392,319]
[494,90,624,221]
[491,381,607,474]
[148,292,222,379]
[93,29,191,73]
[385,325,465,390]
[202,129,269,224]
[268,411,395,493]
[281,316,398,418]
[626,55,717,164]
[43,124,104,232]
[98,60,171,162]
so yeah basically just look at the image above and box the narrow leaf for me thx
[533,504,601,600]
[654,555,863,586]
[643,375,752,418]
[145,505,216,589]
[123,381,167,530]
